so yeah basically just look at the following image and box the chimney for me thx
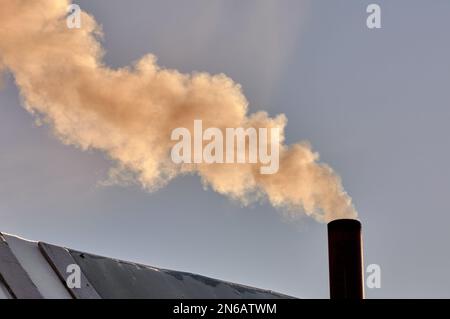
[327,219,364,299]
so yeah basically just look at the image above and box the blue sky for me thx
[1,0,450,298]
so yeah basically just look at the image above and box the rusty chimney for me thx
[327,219,364,299]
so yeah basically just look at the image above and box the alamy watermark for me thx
[171,120,280,174]
[366,4,381,29]
[366,263,381,289]
[67,4,81,29]
[66,264,81,289]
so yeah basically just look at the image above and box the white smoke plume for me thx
[0,0,356,222]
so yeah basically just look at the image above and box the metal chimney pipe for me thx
[327,219,364,299]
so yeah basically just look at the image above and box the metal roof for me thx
[0,232,290,299]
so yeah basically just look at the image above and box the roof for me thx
[0,232,291,299]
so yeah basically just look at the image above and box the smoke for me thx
[0,0,356,222]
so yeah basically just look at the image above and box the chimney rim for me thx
[327,218,361,228]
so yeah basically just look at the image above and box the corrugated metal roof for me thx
[0,232,291,299]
